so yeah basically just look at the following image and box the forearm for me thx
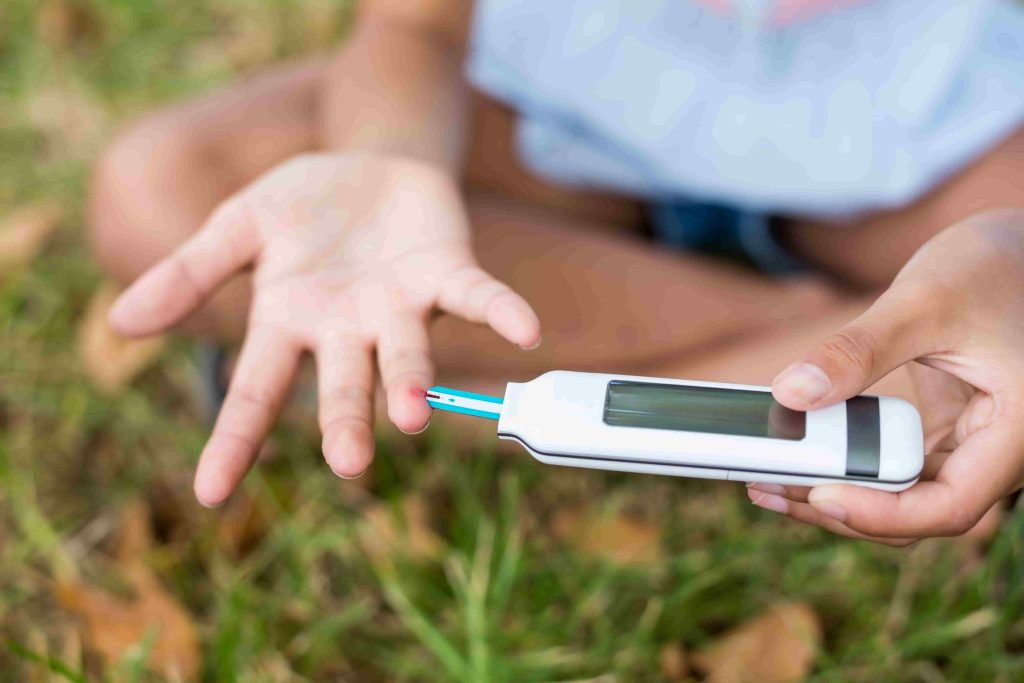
[785,126,1024,289]
[319,3,472,176]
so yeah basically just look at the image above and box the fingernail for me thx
[774,362,831,405]
[400,419,430,435]
[519,336,542,351]
[748,482,787,495]
[808,489,847,522]
[749,490,789,514]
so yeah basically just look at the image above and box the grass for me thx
[2,1,1024,680]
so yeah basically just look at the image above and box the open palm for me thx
[109,154,540,506]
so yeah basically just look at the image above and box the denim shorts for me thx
[649,200,806,275]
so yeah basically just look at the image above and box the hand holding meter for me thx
[427,371,923,491]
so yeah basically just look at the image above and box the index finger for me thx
[438,264,541,350]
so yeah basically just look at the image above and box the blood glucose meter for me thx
[427,370,924,491]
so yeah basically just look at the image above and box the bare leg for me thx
[786,126,1024,288]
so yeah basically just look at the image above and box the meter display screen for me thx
[603,381,806,440]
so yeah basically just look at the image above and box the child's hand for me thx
[109,153,540,506]
[750,210,1024,544]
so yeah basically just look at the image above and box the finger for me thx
[747,482,812,503]
[439,264,542,350]
[194,327,301,507]
[748,488,915,546]
[749,447,955,505]
[907,364,973,452]
[920,447,954,481]
[109,196,259,337]
[805,418,1024,538]
[377,315,434,434]
[771,286,938,411]
[317,335,376,479]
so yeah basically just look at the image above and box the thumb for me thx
[771,286,935,410]
[108,195,258,337]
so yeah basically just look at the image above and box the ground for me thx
[1,1,1023,681]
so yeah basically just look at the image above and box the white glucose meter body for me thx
[428,371,924,491]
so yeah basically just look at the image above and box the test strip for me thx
[426,386,503,420]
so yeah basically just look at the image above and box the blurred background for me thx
[2,1,1024,681]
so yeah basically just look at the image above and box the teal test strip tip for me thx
[426,386,503,420]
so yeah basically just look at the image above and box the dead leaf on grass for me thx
[358,495,445,565]
[217,490,270,558]
[0,202,64,272]
[37,0,103,49]
[553,507,663,566]
[78,281,165,393]
[56,500,201,682]
[692,601,821,683]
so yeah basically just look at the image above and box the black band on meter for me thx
[845,396,881,478]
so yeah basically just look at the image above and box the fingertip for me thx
[193,472,231,508]
[390,406,432,435]
[193,436,251,508]
[807,483,847,503]
[747,482,787,496]
[487,293,542,350]
[323,426,375,479]
[518,332,542,351]
[107,287,147,337]
[327,454,368,479]
[107,291,130,328]
[771,362,832,410]
[105,265,175,337]
[387,385,433,434]
[748,490,789,514]
[807,484,853,523]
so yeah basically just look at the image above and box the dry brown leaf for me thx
[692,601,821,683]
[56,501,201,682]
[78,282,165,393]
[553,507,663,566]
[358,495,445,564]
[37,0,103,49]
[217,490,270,558]
[0,203,64,271]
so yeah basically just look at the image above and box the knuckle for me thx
[819,326,878,375]
[322,413,372,436]
[325,385,372,410]
[485,287,518,311]
[228,383,276,412]
[385,347,429,370]
[210,428,259,453]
